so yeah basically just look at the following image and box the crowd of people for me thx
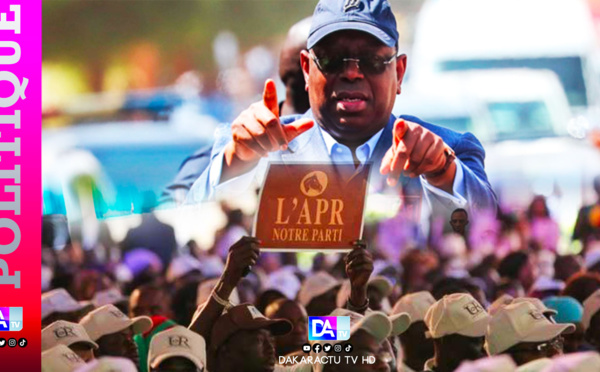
[40,0,600,371]
[40,177,600,372]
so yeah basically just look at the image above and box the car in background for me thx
[43,121,210,218]
[395,69,600,237]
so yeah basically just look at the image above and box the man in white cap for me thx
[265,299,309,358]
[91,288,129,314]
[148,326,206,372]
[42,344,86,372]
[42,320,98,362]
[313,311,405,372]
[328,307,411,372]
[392,291,436,372]
[297,271,341,317]
[582,288,600,352]
[42,288,93,328]
[423,293,491,372]
[485,301,575,366]
[80,304,153,368]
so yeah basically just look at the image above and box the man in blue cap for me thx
[188,0,497,216]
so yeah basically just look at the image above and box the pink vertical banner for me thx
[0,1,41,369]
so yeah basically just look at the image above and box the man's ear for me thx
[396,54,407,95]
[300,50,311,91]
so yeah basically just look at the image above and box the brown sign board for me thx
[253,163,370,252]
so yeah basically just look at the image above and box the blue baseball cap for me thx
[307,0,399,49]
[543,296,584,324]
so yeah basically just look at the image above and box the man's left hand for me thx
[345,240,373,290]
[380,119,457,192]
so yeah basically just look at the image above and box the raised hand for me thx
[380,118,456,192]
[222,80,314,179]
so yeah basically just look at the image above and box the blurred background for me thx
[42,0,600,254]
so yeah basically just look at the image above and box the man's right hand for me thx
[221,236,261,288]
[222,79,314,180]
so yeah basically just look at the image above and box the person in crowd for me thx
[80,304,153,367]
[486,301,575,366]
[42,288,94,328]
[449,208,469,238]
[497,251,537,293]
[573,175,600,251]
[582,289,600,353]
[400,249,439,294]
[148,326,206,372]
[423,293,490,372]
[264,299,308,358]
[525,195,560,252]
[297,271,341,316]
[208,303,292,372]
[129,283,173,319]
[120,192,177,267]
[543,296,587,353]
[171,278,201,326]
[554,254,583,283]
[91,288,130,315]
[42,344,86,372]
[562,272,600,305]
[392,291,436,372]
[187,0,498,218]
[42,320,98,362]
[71,269,115,302]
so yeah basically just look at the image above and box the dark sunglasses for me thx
[309,50,396,75]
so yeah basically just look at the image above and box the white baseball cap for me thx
[42,320,98,352]
[330,307,410,337]
[42,289,91,320]
[196,278,240,306]
[424,293,490,339]
[42,344,86,372]
[539,351,600,372]
[266,268,302,300]
[80,304,152,342]
[488,294,514,316]
[166,254,202,283]
[582,289,600,330]
[91,288,128,308]
[512,297,558,316]
[391,291,436,324]
[485,302,575,355]
[455,355,516,372]
[297,271,340,307]
[148,325,206,371]
[73,357,137,372]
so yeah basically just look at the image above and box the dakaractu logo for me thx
[308,316,350,341]
[300,171,328,197]
[0,307,22,331]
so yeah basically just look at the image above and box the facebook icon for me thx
[308,316,351,341]
[0,308,22,331]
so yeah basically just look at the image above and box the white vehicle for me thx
[396,69,600,235]
[411,0,600,118]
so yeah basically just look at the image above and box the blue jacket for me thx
[186,111,497,214]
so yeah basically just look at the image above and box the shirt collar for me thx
[319,125,384,161]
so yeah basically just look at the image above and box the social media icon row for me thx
[0,338,26,347]
[302,342,352,353]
